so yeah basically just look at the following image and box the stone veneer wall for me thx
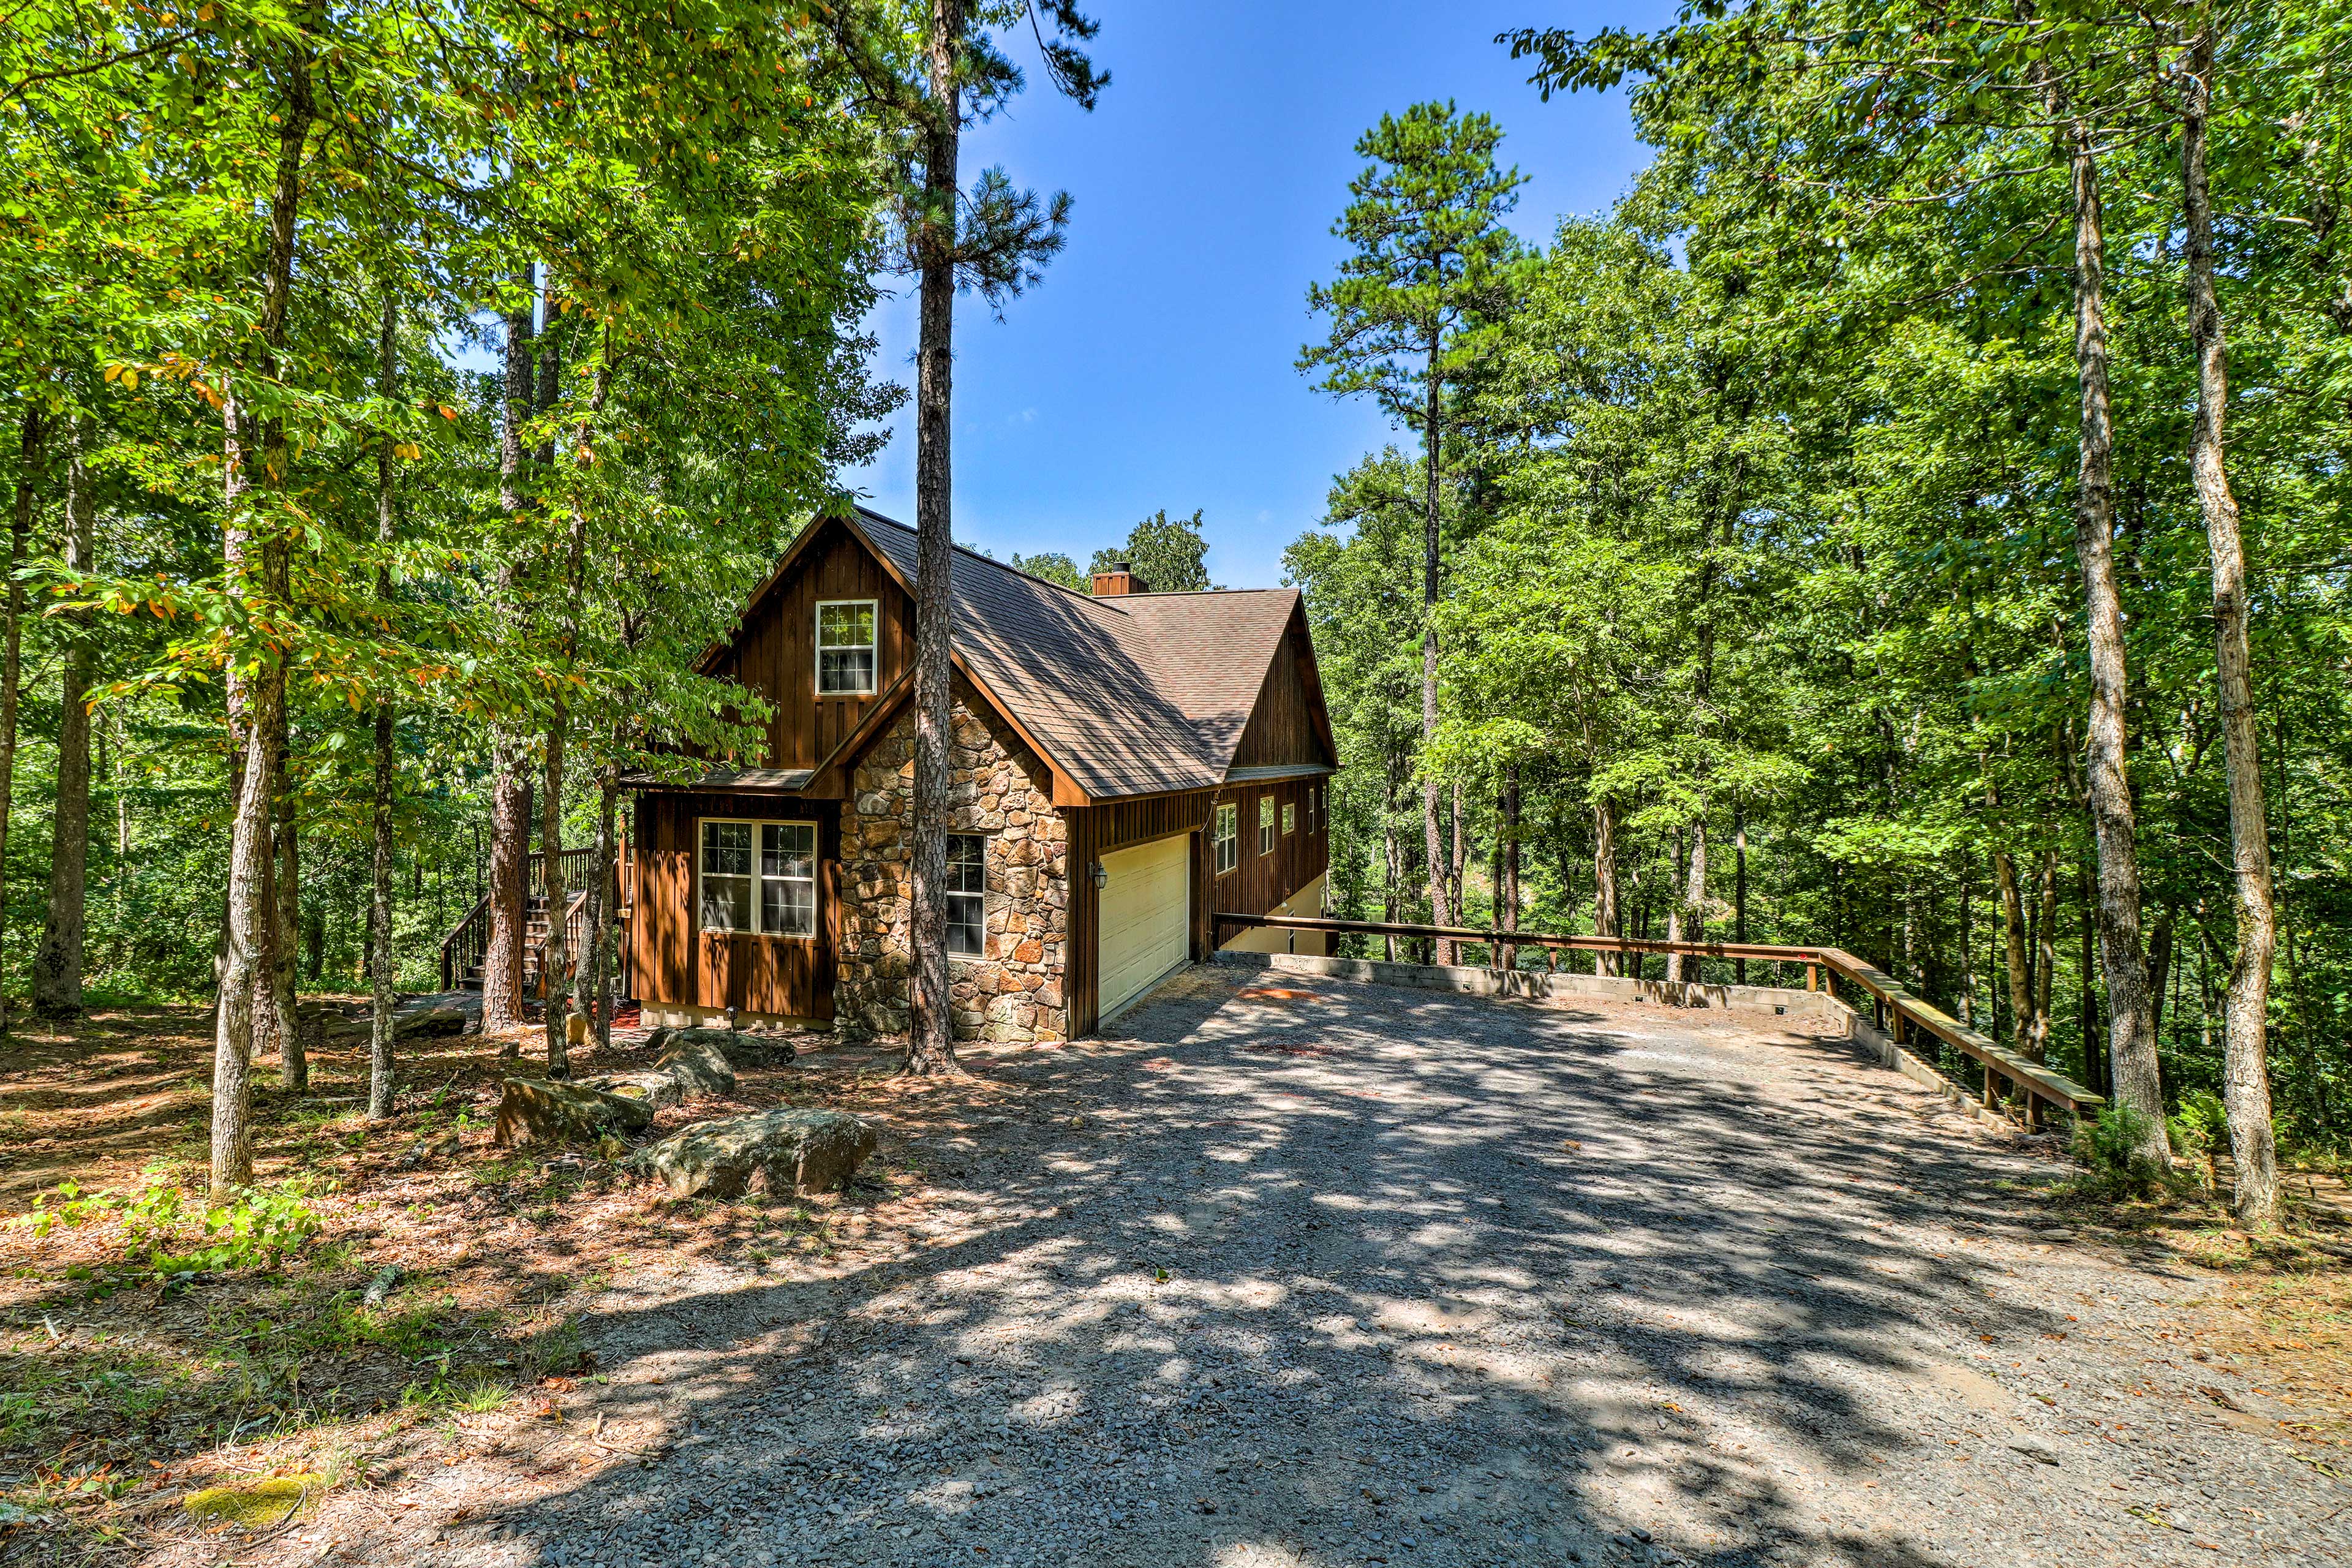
[834,699,1069,1042]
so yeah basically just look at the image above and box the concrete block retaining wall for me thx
[1212,948,1846,1025]
[1211,948,2035,1134]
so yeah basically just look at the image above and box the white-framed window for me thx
[1258,795,1276,855]
[1214,803,1238,875]
[1282,802,1296,836]
[948,832,986,957]
[816,599,877,695]
[699,818,817,937]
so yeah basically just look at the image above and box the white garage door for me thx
[1098,834,1192,1021]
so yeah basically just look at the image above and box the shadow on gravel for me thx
[424,967,2064,1568]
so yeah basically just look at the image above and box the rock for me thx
[362,1264,402,1307]
[666,1025,797,1069]
[633,1108,878,1198]
[2004,1433,2060,1466]
[493,1077,654,1147]
[586,1069,684,1111]
[655,1033,738,1099]
[2035,1227,2076,1242]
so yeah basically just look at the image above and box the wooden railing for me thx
[438,850,631,993]
[1214,913,2104,1126]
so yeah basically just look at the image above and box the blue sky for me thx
[844,2,1673,590]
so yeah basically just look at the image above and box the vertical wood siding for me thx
[709,519,913,772]
[630,791,839,1020]
[1210,777,1330,932]
[1231,611,1339,769]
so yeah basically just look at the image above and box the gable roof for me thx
[841,509,1304,801]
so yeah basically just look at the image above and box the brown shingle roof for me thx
[848,509,1298,801]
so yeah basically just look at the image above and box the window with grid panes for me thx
[815,600,877,695]
[699,820,816,937]
[948,833,986,957]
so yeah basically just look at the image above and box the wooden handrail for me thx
[1215,912,2104,1123]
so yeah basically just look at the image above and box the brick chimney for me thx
[1090,560,1149,596]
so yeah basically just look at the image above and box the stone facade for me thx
[834,698,1069,1042]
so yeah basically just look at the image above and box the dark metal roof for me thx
[622,767,815,793]
[848,510,1302,801]
[1223,763,1335,783]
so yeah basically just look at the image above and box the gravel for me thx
[223,964,2344,1568]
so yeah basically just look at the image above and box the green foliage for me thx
[1294,5,2352,1158]
[2070,1103,2174,1200]
[1007,551,1085,592]
[1088,509,1216,593]
[14,1178,323,1278]
[1299,101,1528,431]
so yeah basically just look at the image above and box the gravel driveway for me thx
[244,963,2340,1568]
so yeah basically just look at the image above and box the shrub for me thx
[2070,1102,2171,1200]
[2172,1088,2228,1159]
[13,1177,325,1278]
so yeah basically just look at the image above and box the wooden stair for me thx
[440,848,628,996]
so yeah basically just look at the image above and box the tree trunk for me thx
[540,720,568,1075]
[1422,331,1453,965]
[589,764,619,1052]
[213,44,311,1194]
[270,778,304,1090]
[32,416,92,1017]
[1592,795,1619,978]
[1502,765,1521,970]
[482,268,536,1034]
[2181,32,2280,1225]
[1664,827,1684,981]
[905,0,964,1074]
[1380,764,1400,963]
[1994,846,2034,1052]
[2062,111,2164,1160]
[2146,902,2176,1044]
[368,287,399,1120]
[2033,852,2057,1063]
[0,402,44,1039]
[1733,803,1748,985]
[1685,815,1708,984]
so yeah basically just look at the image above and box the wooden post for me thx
[1806,963,1818,993]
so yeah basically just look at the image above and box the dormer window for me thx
[816,600,877,695]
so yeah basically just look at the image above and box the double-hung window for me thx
[1213,804,1238,875]
[699,820,817,937]
[947,833,986,957]
[1259,795,1276,855]
[816,600,877,695]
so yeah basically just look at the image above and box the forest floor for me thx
[0,973,2345,1568]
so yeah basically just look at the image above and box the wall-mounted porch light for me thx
[1089,861,1109,890]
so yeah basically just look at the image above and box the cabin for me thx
[621,507,1337,1040]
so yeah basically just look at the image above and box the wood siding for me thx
[1230,607,1338,769]
[1062,780,1329,1035]
[631,791,839,1020]
[704,519,912,773]
[1212,775,1330,930]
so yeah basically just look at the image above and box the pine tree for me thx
[1301,102,1523,965]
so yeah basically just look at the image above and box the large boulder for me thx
[649,1026,797,1070]
[315,1005,470,1044]
[633,1109,878,1198]
[493,1077,654,1147]
[654,1033,737,1099]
